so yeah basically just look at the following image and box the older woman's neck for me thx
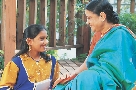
[101,23,114,35]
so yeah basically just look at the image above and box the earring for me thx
[29,46,31,51]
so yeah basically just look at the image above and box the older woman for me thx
[54,0,136,90]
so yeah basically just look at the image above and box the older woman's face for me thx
[85,10,104,32]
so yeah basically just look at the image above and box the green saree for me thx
[54,25,136,90]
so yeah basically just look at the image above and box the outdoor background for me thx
[56,0,136,60]
[0,0,136,61]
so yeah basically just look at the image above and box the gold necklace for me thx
[26,53,41,62]
[101,28,110,37]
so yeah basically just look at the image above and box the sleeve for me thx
[0,61,19,89]
[53,61,59,82]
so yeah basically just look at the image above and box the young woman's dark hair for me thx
[85,0,119,24]
[14,24,50,62]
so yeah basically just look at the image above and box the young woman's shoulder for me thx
[12,55,22,68]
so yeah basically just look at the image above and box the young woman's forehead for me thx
[36,30,47,36]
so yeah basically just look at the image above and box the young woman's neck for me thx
[27,51,41,60]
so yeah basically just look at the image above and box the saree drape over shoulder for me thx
[54,25,136,90]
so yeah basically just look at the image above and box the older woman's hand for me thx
[132,84,136,90]
[59,72,77,84]
[53,71,77,88]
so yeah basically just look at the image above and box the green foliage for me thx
[59,52,68,60]
[72,53,87,62]
[119,13,136,34]
[0,50,4,55]
[46,50,59,60]
[0,50,4,70]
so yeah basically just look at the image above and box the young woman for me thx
[0,24,59,90]
[54,0,136,90]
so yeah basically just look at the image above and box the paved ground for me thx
[58,60,83,75]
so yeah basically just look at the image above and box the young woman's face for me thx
[31,30,49,52]
[85,10,104,32]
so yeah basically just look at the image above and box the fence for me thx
[1,0,135,65]
[0,0,91,65]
